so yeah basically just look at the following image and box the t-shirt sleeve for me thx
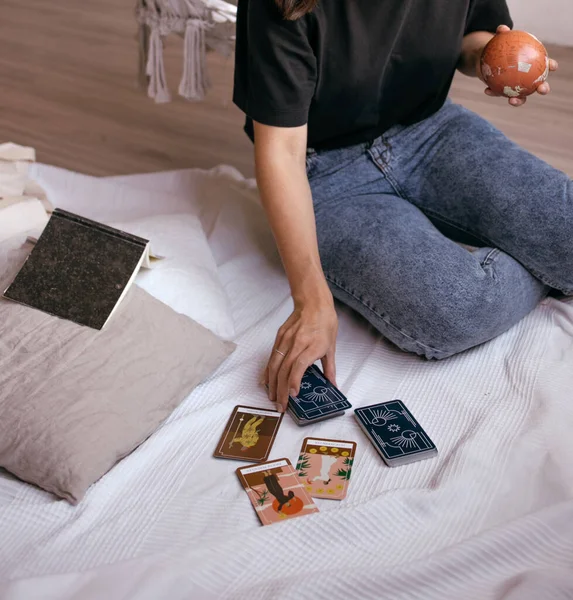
[465,0,513,35]
[233,0,317,128]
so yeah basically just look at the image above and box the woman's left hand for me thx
[482,25,559,107]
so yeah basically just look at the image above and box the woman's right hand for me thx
[265,289,338,413]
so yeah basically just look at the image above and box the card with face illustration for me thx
[237,458,319,526]
[296,438,357,500]
[213,405,283,462]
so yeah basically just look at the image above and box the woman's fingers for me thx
[277,346,317,412]
[549,58,559,72]
[537,81,551,95]
[275,337,312,411]
[262,320,290,389]
[267,327,294,406]
[267,350,285,404]
[496,24,511,33]
[485,88,526,106]
[321,348,337,388]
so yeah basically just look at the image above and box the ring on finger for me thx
[275,349,287,357]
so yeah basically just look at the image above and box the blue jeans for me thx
[307,101,573,359]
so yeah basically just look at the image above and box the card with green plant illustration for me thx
[296,438,356,500]
[237,459,319,526]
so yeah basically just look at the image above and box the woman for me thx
[233,0,565,412]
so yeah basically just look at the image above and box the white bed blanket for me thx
[1,166,572,600]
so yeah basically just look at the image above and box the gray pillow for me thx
[0,237,235,503]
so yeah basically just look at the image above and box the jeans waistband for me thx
[307,99,455,157]
[307,139,373,159]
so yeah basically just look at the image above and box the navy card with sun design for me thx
[354,400,437,467]
[288,365,351,426]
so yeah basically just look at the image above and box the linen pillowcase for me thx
[0,235,235,503]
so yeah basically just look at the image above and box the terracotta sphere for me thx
[480,30,549,98]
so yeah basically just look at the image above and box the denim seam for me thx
[372,138,416,200]
[367,144,405,199]
[481,248,500,267]
[325,273,450,358]
[306,154,319,178]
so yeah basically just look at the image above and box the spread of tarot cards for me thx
[214,365,437,526]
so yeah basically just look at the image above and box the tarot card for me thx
[354,400,437,467]
[213,405,283,462]
[288,364,351,425]
[237,458,319,526]
[296,438,357,500]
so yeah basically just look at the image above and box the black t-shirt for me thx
[233,0,512,150]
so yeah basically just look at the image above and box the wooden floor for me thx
[1,0,572,178]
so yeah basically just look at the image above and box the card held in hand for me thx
[237,459,319,526]
[288,364,351,426]
[214,406,283,463]
[354,400,437,467]
[296,438,357,500]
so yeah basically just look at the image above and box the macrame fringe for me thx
[135,0,235,104]
[179,18,210,101]
[137,22,151,90]
[147,27,171,103]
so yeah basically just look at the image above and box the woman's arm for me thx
[254,121,338,412]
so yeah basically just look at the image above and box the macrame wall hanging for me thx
[136,0,237,103]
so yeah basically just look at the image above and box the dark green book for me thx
[3,209,150,329]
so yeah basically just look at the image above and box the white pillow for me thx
[25,165,235,340]
[111,214,235,340]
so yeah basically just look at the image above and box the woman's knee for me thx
[385,298,517,359]
[329,267,545,360]
[509,177,573,294]
[328,277,488,358]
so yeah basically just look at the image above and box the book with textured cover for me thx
[3,209,149,329]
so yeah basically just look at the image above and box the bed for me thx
[1,164,572,600]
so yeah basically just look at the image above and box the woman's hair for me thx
[274,0,318,20]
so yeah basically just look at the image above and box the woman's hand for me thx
[265,289,338,413]
[482,25,559,107]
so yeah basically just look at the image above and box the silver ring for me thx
[275,349,286,357]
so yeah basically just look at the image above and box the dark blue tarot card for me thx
[354,400,437,466]
[288,365,351,423]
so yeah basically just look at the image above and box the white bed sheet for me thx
[1,166,572,600]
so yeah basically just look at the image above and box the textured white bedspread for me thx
[1,166,572,600]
